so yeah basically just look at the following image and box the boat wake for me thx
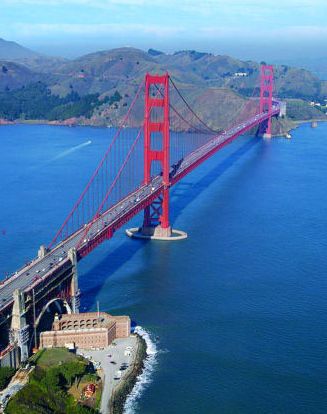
[123,326,158,414]
[19,141,93,178]
[51,140,92,161]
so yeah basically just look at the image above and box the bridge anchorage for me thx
[126,73,187,241]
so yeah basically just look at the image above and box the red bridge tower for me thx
[127,73,187,241]
[259,65,274,138]
[142,73,171,237]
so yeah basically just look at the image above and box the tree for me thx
[61,361,86,386]
[0,366,15,390]
[42,368,61,390]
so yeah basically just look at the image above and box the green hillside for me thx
[0,45,326,132]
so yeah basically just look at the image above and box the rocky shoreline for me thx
[1,117,326,138]
[278,119,327,137]
[0,117,107,127]
[0,119,14,125]
[109,334,147,414]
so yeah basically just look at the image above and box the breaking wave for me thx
[123,326,158,414]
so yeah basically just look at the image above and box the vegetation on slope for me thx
[0,82,122,121]
[0,367,16,391]
[0,46,326,129]
[285,99,327,120]
[5,348,100,414]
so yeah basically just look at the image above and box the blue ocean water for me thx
[0,123,326,413]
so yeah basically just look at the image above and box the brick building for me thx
[40,312,130,349]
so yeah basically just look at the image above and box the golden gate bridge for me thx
[0,65,280,365]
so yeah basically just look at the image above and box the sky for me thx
[0,0,326,64]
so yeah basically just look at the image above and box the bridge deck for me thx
[0,107,279,312]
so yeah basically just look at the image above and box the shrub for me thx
[0,366,15,390]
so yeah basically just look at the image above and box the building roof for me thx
[41,327,109,336]
[53,312,130,331]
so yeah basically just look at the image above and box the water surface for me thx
[0,123,326,413]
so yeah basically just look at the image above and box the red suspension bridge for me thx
[0,65,280,363]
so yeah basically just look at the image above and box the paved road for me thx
[0,106,279,313]
[78,336,138,414]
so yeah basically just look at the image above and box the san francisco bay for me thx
[0,123,326,413]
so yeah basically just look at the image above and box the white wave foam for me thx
[123,326,158,414]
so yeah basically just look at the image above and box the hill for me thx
[0,37,67,72]
[0,42,326,132]
[27,47,324,99]
[0,38,40,60]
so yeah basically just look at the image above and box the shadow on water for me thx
[79,237,148,309]
[170,137,261,222]
[80,137,261,307]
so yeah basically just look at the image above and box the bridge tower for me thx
[142,73,171,238]
[126,73,187,241]
[259,65,274,138]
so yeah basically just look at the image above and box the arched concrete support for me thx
[64,300,72,314]
[34,298,72,328]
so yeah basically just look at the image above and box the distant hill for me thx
[43,47,327,101]
[0,38,67,72]
[0,38,40,60]
[0,41,326,132]
[272,56,327,81]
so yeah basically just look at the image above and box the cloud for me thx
[13,20,327,43]
[2,0,327,47]
[277,25,327,39]
[1,0,165,6]
[3,0,326,7]
[3,0,326,23]
[14,22,185,38]
[200,25,327,40]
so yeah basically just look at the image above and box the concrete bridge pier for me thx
[68,248,80,313]
[126,225,187,241]
[38,244,48,259]
[10,289,29,362]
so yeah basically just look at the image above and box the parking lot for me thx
[77,335,138,414]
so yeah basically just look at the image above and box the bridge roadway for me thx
[0,106,280,313]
